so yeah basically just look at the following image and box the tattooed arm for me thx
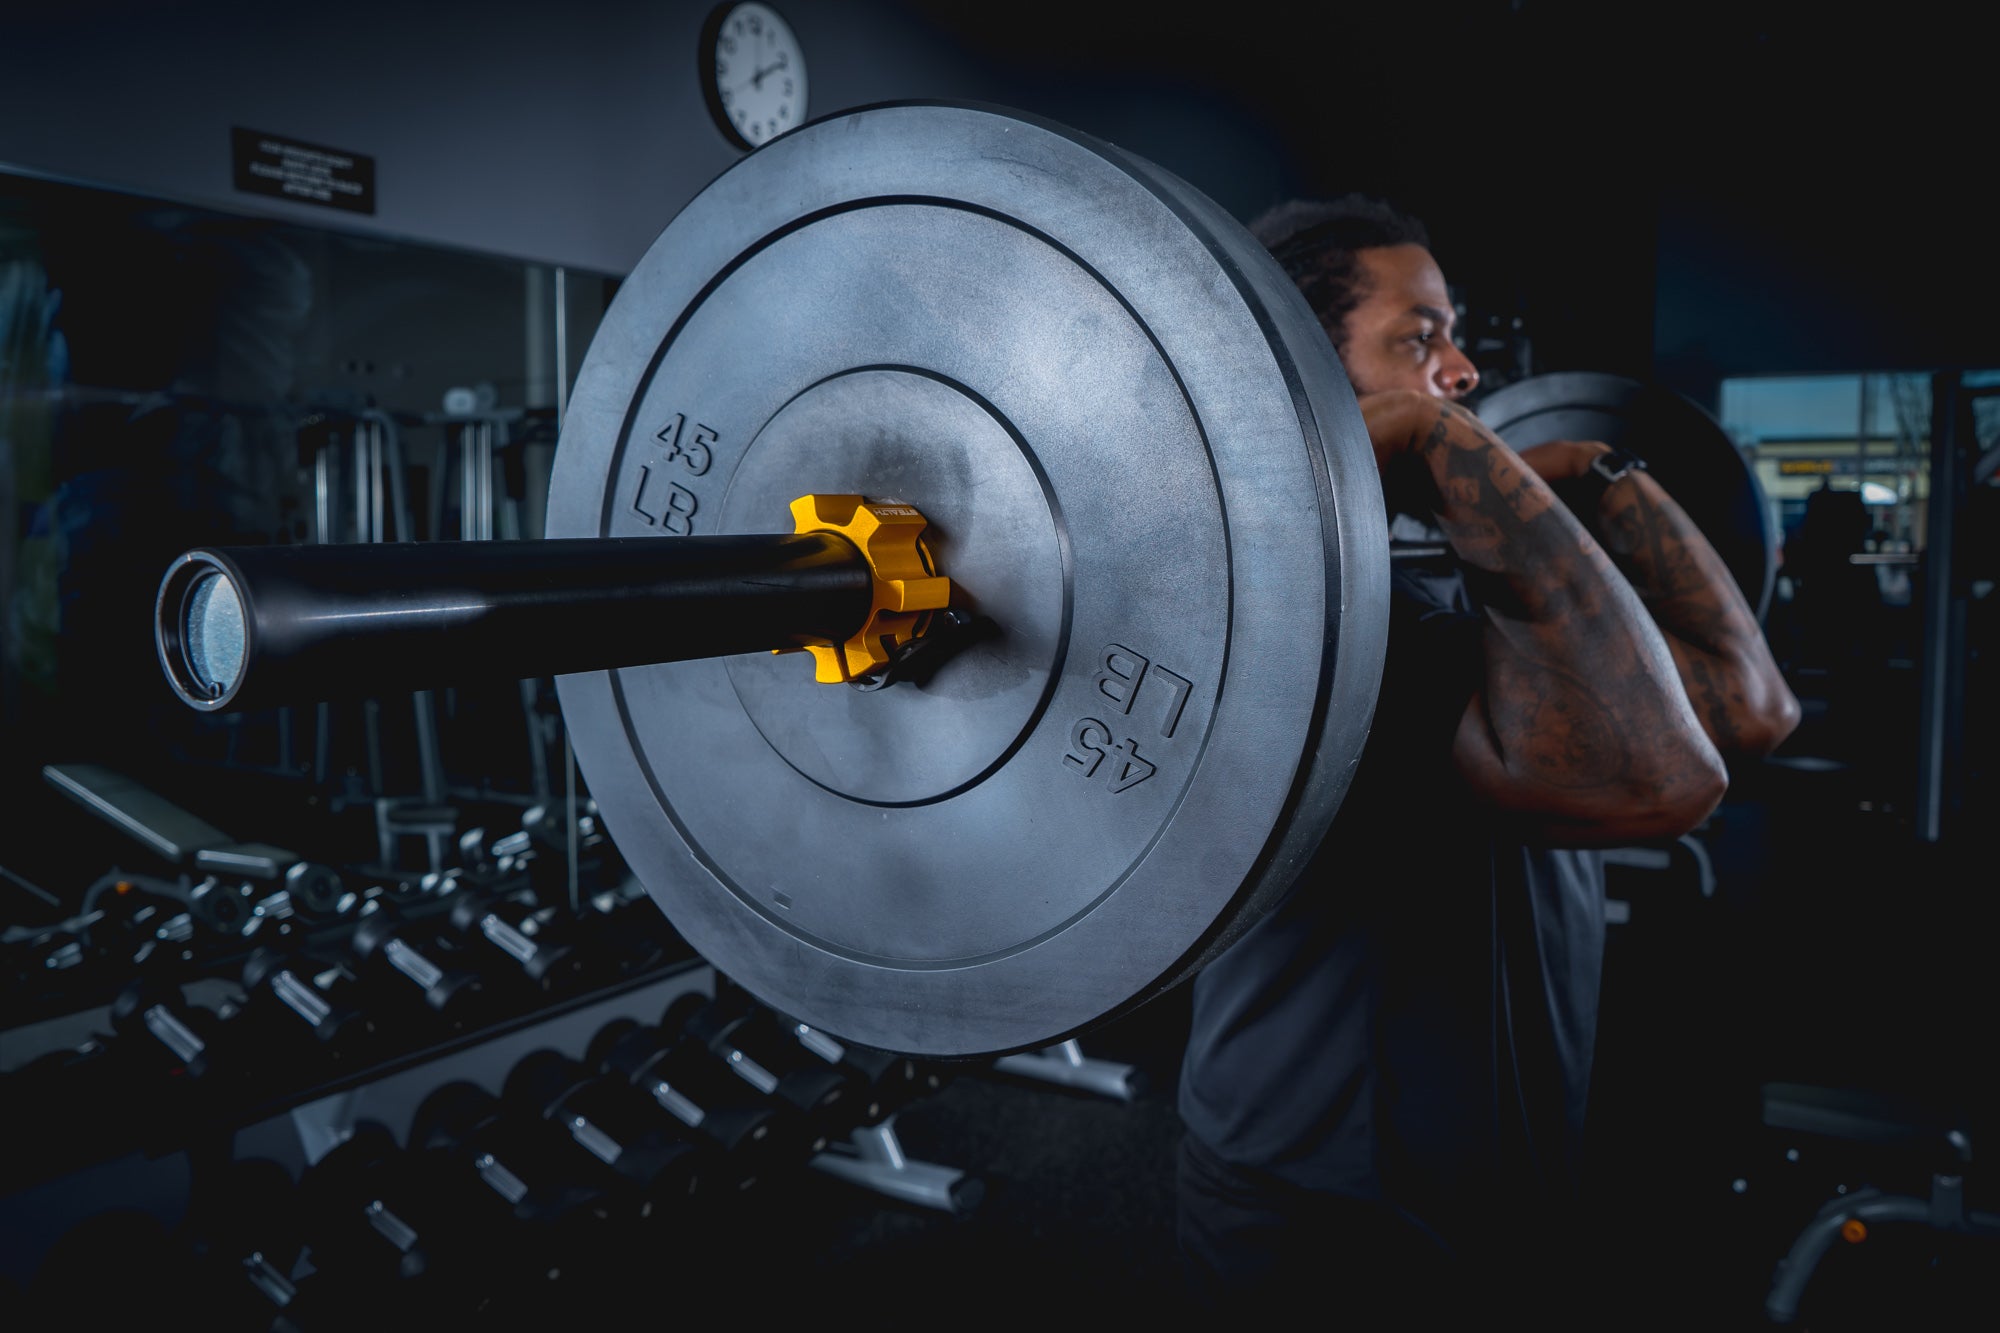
[1362,391,1727,845]
[1517,439,1801,759]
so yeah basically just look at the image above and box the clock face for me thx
[706,3,808,150]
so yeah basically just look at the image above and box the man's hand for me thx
[1365,395,1603,515]
[1358,389,1431,473]
[1514,439,1610,485]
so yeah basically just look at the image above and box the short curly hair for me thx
[1248,195,1431,351]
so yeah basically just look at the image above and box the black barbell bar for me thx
[153,529,1561,719]
[155,533,873,712]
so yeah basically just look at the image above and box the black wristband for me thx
[1580,444,1646,501]
[1552,444,1645,525]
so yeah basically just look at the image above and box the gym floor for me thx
[646,785,1997,1330]
[694,993,1194,1320]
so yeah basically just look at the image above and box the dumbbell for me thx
[453,825,535,887]
[236,945,378,1071]
[680,994,859,1132]
[772,1012,928,1129]
[519,800,601,857]
[80,871,258,951]
[518,800,626,896]
[186,874,261,940]
[590,1006,819,1189]
[503,1048,710,1218]
[348,901,490,1034]
[2,921,101,1013]
[290,1121,482,1323]
[88,874,261,972]
[244,861,361,943]
[439,885,596,1000]
[703,978,935,1123]
[175,1156,309,1330]
[108,975,229,1084]
[569,880,691,978]
[78,878,201,978]
[409,1081,633,1293]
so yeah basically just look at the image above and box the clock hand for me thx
[750,55,787,88]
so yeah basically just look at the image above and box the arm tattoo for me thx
[1407,402,1721,813]
[1593,473,1791,755]
[1484,656,1630,792]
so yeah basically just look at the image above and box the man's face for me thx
[1336,244,1480,400]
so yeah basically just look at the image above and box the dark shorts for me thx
[1177,1131,1605,1325]
[1174,1132,1460,1320]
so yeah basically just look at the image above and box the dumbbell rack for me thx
[4,941,980,1317]
[0,950,704,1262]
[2,771,980,1324]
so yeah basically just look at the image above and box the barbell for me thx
[152,103,1769,1059]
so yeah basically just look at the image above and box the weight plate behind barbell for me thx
[1475,371,1778,622]
[546,103,1388,1057]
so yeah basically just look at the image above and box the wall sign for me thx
[231,128,375,214]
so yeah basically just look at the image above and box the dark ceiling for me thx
[891,0,1987,389]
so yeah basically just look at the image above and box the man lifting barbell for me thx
[1175,195,1800,1318]
[146,103,1801,1316]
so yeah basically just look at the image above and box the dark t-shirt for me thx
[1177,556,1605,1247]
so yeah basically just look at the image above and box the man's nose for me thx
[1436,342,1480,400]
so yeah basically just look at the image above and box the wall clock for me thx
[701,3,809,151]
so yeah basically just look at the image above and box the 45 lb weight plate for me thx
[547,103,1388,1056]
